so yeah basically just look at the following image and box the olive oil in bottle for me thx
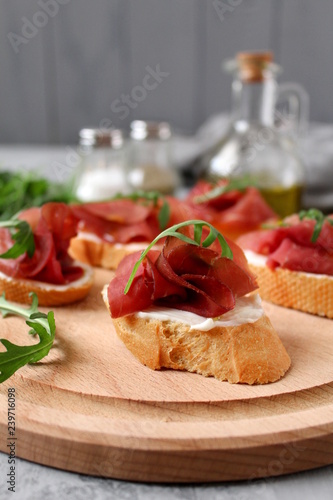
[259,184,304,218]
[202,52,307,217]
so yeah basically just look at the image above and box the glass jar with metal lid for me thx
[75,128,128,202]
[127,120,179,194]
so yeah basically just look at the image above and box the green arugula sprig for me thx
[0,170,77,222]
[299,208,333,243]
[194,175,258,204]
[113,190,170,230]
[0,219,35,259]
[0,293,56,383]
[124,220,233,294]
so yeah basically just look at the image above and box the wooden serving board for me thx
[1,268,333,483]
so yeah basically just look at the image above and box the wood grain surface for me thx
[0,268,333,483]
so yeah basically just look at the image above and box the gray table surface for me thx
[0,452,333,500]
[1,144,333,499]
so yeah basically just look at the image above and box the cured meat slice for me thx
[237,228,288,255]
[186,181,277,239]
[0,203,83,284]
[159,237,256,297]
[238,215,333,275]
[72,200,160,243]
[108,251,155,318]
[82,200,151,224]
[187,180,243,210]
[267,238,333,275]
[72,196,195,244]
[214,187,276,228]
[17,232,54,278]
[108,233,258,319]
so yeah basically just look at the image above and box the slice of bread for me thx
[0,263,94,306]
[103,287,291,385]
[69,235,161,270]
[69,236,133,269]
[245,258,333,318]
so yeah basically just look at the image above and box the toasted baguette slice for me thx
[103,288,291,385]
[246,259,333,318]
[69,234,160,270]
[0,263,94,306]
[68,234,161,269]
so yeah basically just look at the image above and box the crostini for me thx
[69,194,193,269]
[237,209,333,318]
[103,220,291,385]
[0,203,93,306]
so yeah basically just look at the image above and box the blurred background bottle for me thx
[201,52,309,217]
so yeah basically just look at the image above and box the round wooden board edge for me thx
[1,396,333,483]
[2,424,333,483]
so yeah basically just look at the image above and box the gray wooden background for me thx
[0,0,332,144]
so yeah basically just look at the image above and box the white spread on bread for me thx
[77,231,145,250]
[76,231,162,251]
[102,288,263,331]
[135,294,264,331]
[77,231,105,243]
[244,249,333,280]
[244,250,268,267]
[0,262,93,291]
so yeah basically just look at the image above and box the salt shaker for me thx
[75,128,128,202]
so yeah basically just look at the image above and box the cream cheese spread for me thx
[77,231,161,251]
[0,262,93,291]
[244,249,333,281]
[136,294,264,331]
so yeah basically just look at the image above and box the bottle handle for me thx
[275,82,309,138]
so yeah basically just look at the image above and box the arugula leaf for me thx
[0,293,56,383]
[124,220,233,294]
[0,219,35,259]
[193,175,258,204]
[158,199,170,230]
[112,190,170,230]
[0,171,77,221]
[299,209,333,242]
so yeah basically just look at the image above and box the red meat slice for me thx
[267,238,333,275]
[108,251,156,318]
[82,200,151,224]
[215,187,276,229]
[237,228,288,255]
[186,180,243,210]
[17,232,54,278]
[72,201,160,243]
[108,234,258,319]
[238,215,333,275]
[0,203,83,285]
[0,228,22,277]
[186,182,277,239]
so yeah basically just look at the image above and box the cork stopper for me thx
[236,51,273,82]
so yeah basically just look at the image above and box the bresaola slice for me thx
[238,215,333,275]
[108,233,258,319]
[213,187,277,229]
[0,203,84,284]
[71,197,193,244]
[267,238,333,275]
[186,181,277,238]
[71,203,158,243]
[83,199,151,223]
